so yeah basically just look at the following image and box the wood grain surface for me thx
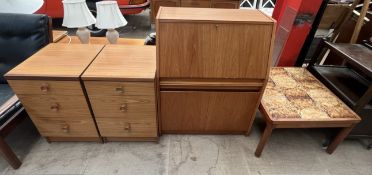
[157,7,274,23]
[31,117,99,137]
[7,80,83,96]
[57,36,145,45]
[82,45,156,81]
[17,95,92,119]
[5,44,104,80]
[96,117,157,138]
[158,22,273,79]
[52,30,67,43]
[84,81,155,96]
[160,91,259,133]
[88,95,156,119]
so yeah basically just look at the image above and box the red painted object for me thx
[272,0,323,66]
[35,0,148,18]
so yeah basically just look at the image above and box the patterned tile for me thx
[262,67,360,121]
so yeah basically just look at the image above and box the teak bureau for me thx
[5,44,104,142]
[156,7,276,134]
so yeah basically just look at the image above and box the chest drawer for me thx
[32,117,99,137]
[7,80,83,96]
[89,95,156,118]
[96,117,157,138]
[84,81,155,96]
[17,95,92,119]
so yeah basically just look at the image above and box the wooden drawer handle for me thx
[115,86,124,94]
[50,103,60,112]
[120,104,128,112]
[40,83,49,92]
[62,124,69,133]
[124,123,131,132]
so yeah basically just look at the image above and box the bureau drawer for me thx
[84,81,155,96]
[160,91,260,133]
[181,0,210,7]
[89,95,156,118]
[17,95,92,118]
[96,117,157,137]
[7,80,83,95]
[31,117,99,137]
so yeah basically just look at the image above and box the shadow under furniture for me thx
[0,13,51,169]
[308,39,372,149]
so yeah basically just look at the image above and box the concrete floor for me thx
[1,114,372,175]
[2,9,372,175]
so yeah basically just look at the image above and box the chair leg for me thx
[255,123,274,157]
[0,136,21,169]
[326,126,354,154]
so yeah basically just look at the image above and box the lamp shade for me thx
[0,0,43,14]
[62,0,96,28]
[95,1,127,29]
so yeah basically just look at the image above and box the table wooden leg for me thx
[255,122,274,157]
[0,136,21,169]
[326,126,354,154]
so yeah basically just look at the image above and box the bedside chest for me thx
[5,44,104,142]
[82,45,158,142]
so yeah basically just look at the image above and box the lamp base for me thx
[106,29,119,44]
[76,27,90,44]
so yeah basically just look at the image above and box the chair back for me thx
[0,13,51,84]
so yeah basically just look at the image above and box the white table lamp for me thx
[95,1,127,44]
[62,0,96,44]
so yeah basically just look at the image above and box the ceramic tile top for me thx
[262,67,360,121]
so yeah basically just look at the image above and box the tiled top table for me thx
[255,67,360,157]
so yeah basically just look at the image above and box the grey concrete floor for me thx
[1,113,372,175]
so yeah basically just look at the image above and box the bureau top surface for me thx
[157,7,275,24]
[82,45,156,81]
[5,44,104,80]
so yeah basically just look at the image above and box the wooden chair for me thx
[307,39,372,149]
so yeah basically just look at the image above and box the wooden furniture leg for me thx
[0,136,21,169]
[326,126,355,154]
[255,122,274,157]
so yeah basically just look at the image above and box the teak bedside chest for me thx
[157,7,276,134]
[5,44,104,142]
[82,45,158,142]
